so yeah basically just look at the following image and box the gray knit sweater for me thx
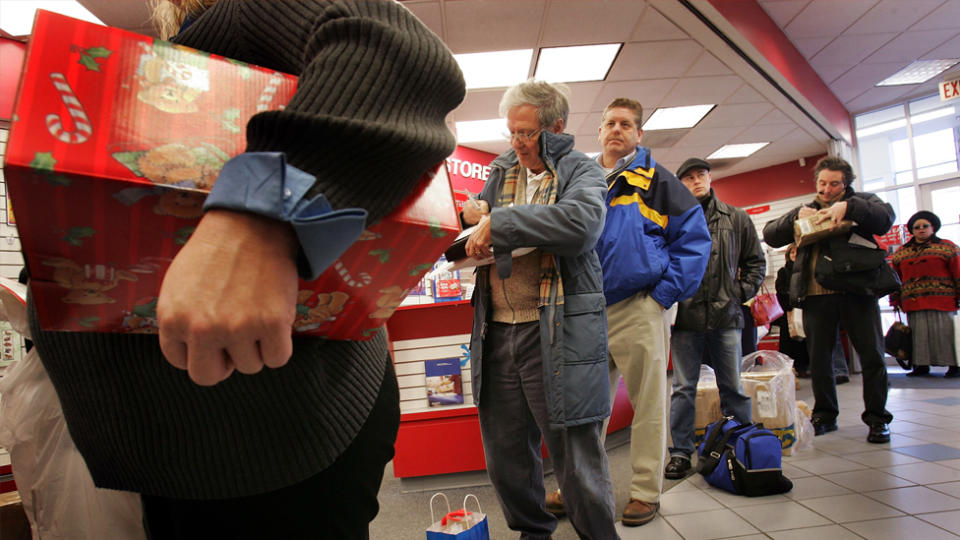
[29,0,465,499]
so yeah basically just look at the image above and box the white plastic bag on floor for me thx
[740,350,798,455]
[0,278,145,540]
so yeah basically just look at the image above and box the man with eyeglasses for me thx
[461,79,617,538]
[763,156,896,444]
[544,98,710,527]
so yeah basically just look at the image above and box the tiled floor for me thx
[374,366,960,539]
[628,370,960,540]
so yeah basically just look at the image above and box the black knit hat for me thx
[676,157,710,179]
[907,210,941,233]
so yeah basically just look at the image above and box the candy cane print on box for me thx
[2,10,459,339]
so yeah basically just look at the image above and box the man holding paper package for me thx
[763,156,896,444]
[25,1,465,537]
[462,79,618,538]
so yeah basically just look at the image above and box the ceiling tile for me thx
[792,36,833,59]
[638,129,688,149]
[590,79,678,112]
[810,32,898,67]
[677,125,747,147]
[659,75,743,107]
[724,85,767,104]
[830,61,910,102]
[576,112,604,136]
[757,109,795,125]
[657,145,719,172]
[783,0,877,38]
[630,4,688,42]
[921,33,960,59]
[565,112,590,135]
[697,103,774,128]
[863,29,960,63]
[758,0,811,29]
[606,41,703,80]
[404,1,444,40]
[566,81,605,114]
[845,0,942,34]
[911,0,960,30]
[686,52,733,77]
[734,123,799,142]
[812,64,852,84]
[453,89,506,121]
[443,0,546,53]
[844,86,916,115]
[540,0,644,47]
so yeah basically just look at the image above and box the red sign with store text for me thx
[445,146,497,213]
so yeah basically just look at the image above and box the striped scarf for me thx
[498,163,564,306]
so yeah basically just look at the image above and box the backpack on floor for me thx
[696,417,793,497]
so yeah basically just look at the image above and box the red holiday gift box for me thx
[2,11,459,340]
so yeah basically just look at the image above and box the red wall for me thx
[712,154,825,208]
[707,0,852,144]
[0,38,27,121]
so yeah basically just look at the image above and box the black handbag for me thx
[815,234,901,297]
[884,310,912,370]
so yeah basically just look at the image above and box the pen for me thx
[468,194,482,211]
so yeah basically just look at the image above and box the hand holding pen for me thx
[461,194,490,226]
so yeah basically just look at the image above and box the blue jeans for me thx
[669,328,752,457]
[478,322,617,540]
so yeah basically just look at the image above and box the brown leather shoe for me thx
[621,499,659,526]
[545,489,565,517]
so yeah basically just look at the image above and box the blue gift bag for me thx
[426,493,490,540]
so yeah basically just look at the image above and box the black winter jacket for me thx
[762,187,894,306]
[675,190,766,330]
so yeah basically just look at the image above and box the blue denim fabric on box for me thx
[669,328,752,457]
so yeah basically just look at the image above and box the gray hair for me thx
[498,79,570,128]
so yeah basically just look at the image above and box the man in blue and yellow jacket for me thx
[593,97,709,526]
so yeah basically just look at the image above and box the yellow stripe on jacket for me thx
[609,193,669,229]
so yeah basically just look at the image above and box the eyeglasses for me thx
[504,128,541,144]
[912,224,932,230]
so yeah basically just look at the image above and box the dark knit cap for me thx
[907,210,941,233]
[676,157,710,179]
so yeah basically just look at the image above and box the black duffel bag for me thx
[815,234,901,298]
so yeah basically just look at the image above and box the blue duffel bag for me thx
[696,417,793,497]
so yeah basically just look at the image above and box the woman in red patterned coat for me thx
[891,211,960,378]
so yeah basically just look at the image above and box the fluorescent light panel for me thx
[642,104,715,130]
[534,43,621,83]
[876,59,959,86]
[453,49,533,90]
[0,1,104,35]
[455,119,506,143]
[708,143,768,159]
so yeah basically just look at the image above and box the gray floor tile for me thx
[922,397,960,406]
[663,508,759,540]
[916,510,960,536]
[822,469,915,491]
[929,481,960,498]
[881,462,960,484]
[798,493,904,522]
[863,485,960,514]
[843,515,960,540]
[788,455,868,475]
[844,449,923,467]
[659,489,724,516]
[616,514,681,539]
[784,476,854,500]
[768,525,864,540]
[732,500,831,531]
[894,443,960,461]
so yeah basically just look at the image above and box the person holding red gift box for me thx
[26,1,465,538]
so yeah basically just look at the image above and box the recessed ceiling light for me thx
[453,49,533,90]
[876,59,959,86]
[642,104,715,130]
[534,43,621,83]
[454,119,507,143]
[0,1,104,36]
[708,143,768,159]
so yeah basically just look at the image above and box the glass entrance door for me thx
[918,178,960,244]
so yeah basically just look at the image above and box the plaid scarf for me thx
[498,163,564,306]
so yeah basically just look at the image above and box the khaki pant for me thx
[603,292,672,503]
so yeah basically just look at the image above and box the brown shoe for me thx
[622,499,659,526]
[545,489,565,517]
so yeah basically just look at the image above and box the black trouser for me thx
[802,294,892,426]
[141,359,401,540]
